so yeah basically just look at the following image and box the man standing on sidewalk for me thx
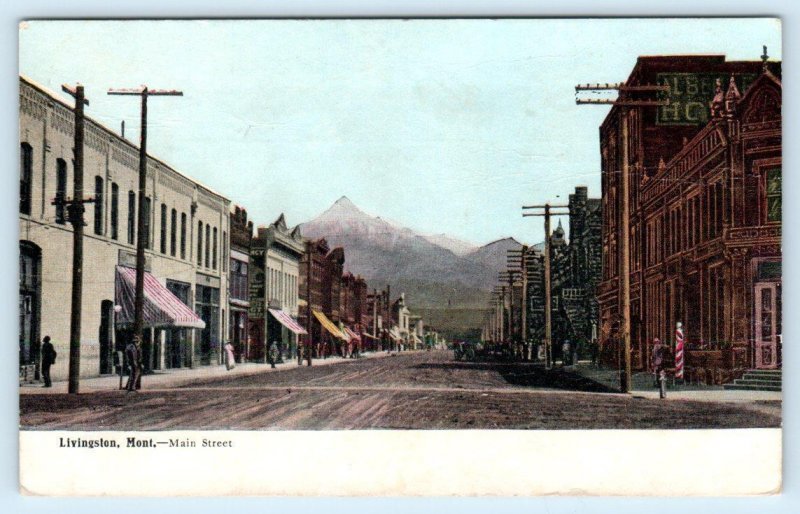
[652,338,665,388]
[125,337,141,392]
[40,336,56,388]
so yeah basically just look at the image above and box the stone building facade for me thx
[19,76,230,381]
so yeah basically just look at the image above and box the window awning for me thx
[268,308,308,335]
[361,332,380,341]
[115,266,206,329]
[388,327,402,341]
[344,327,361,342]
[312,310,348,340]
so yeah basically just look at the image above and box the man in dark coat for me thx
[40,336,56,387]
[652,338,665,388]
[125,337,141,392]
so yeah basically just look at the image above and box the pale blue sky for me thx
[19,18,781,246]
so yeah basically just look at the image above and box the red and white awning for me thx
[344,327,361,342]
[115,266,206,329]
[268,308,308,335]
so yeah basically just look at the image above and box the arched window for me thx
[55,159,68,224]
[94,176,104,235]
[20,143,33,215]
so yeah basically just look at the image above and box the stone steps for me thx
[724,369,782,392]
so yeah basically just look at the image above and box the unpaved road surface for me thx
[20,350,780,430]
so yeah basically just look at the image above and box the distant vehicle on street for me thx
[454,341,513,362]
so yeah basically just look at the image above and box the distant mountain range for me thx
[299,196,528,312]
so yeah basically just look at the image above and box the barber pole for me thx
[675,322,685,380]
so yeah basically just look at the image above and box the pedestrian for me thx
[268,341,279,369]
[40,335,56,388]
[652,338,665,388]
[573,340,580,366]
[590,339,599,366]
[125,337,141,392]
[224,340,236,371]
[562,340,571,366]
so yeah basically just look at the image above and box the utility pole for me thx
[57,84,92,394]
[499,269,521,357]
[575,81,669,392]
[523,203,569,369]
[508,247,528,359]
[108,86,183,386]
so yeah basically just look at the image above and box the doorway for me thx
[99,300,114,374]
[754,282,781,369]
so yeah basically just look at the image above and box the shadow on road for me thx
[412,361,618,393]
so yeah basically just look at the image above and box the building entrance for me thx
[754,282,781,369]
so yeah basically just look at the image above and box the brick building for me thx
[228,206,252,362]
[598,54,782,379]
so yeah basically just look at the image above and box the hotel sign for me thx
[656,73,757,125]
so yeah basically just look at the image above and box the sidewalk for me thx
[19,350,398,395]
[567,361,782,403]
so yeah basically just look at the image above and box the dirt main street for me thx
[20,350,781,430]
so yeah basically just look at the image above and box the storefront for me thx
[115,266,206,372]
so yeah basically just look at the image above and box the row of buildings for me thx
[484,52,782,382]
[18,76,438,383]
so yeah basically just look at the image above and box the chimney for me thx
[121,120,125,138]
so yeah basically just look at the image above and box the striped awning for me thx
[344,327,361,341]
[312,310,349,340]
[115,266,206,329]
[268,308,308,335]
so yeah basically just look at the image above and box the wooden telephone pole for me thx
[575,81,669,392]
[107,86,183,385]
[499,269,521,355]
[57,84,92,394]
[508,246,529,359]
[523,203,569,369]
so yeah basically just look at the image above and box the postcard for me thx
[18,18,782,496]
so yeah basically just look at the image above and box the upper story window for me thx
[94,176,104,235]
[127,191,136,245]
[20,143,33,215]
[212,227,218,270]
[143,196,152,249]
[55,159,68,224]
[197,221,203,266]
[766,168,782,223]
[160,203,168,254]
[170,208,177,257]
[110,183,119,240]
[180,212,187,260]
